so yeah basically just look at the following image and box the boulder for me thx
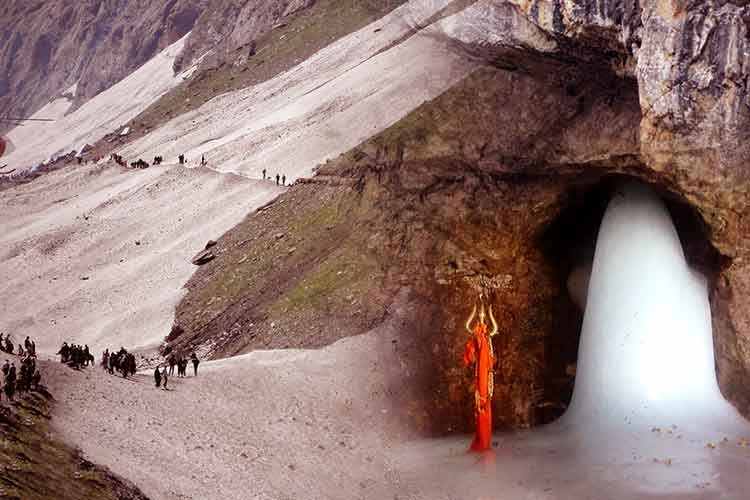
[191,249,215,266]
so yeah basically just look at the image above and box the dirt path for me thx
[46,330,411,500]
[42,322,750,500]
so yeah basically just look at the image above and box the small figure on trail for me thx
[17,344,24,357]
[17,363,29,393]
[30,340,36,357]
[154,366,162,388]
[102,349,110,369]
[31,369,41,391]
[178,154,185,165]
[0,332,4,346]
[275,173,280,185]
[2,360,9,378]
[5,336,13,354]
[201,154,206,166]
[58,342,70,363]
[24,336,31,352]
[84,345,91,366]
[262,168,267,180]
[123,353,136,378]
[3,377,15,401]
[282,174,286,186]
[190,352,199,377]
[168,354,176,376]
[161,366,169,390]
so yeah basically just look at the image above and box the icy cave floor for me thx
[395,418,750,500]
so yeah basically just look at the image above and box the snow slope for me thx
[3,33,199,171]
[0,162,283,353]
[120,0,481,182]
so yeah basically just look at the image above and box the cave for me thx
[416,171,732,435]
[534,174,729,426]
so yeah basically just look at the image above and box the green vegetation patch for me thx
[0,391,148,500]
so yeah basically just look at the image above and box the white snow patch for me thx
[121,0,482,183]
[4,32,198,171]
[64,82,78,98]
[0,163,283,354]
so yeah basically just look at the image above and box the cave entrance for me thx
[534,174,727,425]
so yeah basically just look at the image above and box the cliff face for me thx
[0,0,322,132]
[0,0,204,128]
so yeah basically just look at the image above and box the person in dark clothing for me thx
[31,369,41,391]
[168,354,176,376]
[17,364,28,394]
[154,367,162,388]
[5,337,13,354]
[24,336,31,352]
[58,342,70,363]
[262,168,267,180]
[2,360,9,378]
[275,173,280,185]
[3,378,14,401]
[83,345,91,366]
[190,352,200,376]
[201,154,206,166]
[282,174,286,186]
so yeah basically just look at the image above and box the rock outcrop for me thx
[0,0,205,130]
[0,0,321,132]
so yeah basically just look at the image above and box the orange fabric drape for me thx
[463,323,495,452]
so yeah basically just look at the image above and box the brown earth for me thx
[0,360,149,500]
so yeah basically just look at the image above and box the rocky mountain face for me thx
[173,0,750,433]
[0,0,320,132]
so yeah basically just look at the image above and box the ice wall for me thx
[564,182,743,430]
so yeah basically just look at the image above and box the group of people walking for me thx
[155,352,199,389]
[51,339,204,391]
[261,168,287,185]
[0,332,36,357]
[1,334,43,403]
[100,348,137,378]
[57,342,93,369]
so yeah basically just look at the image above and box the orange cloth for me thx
[463,323,495,452]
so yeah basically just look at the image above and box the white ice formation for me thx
[563,182,746,433]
